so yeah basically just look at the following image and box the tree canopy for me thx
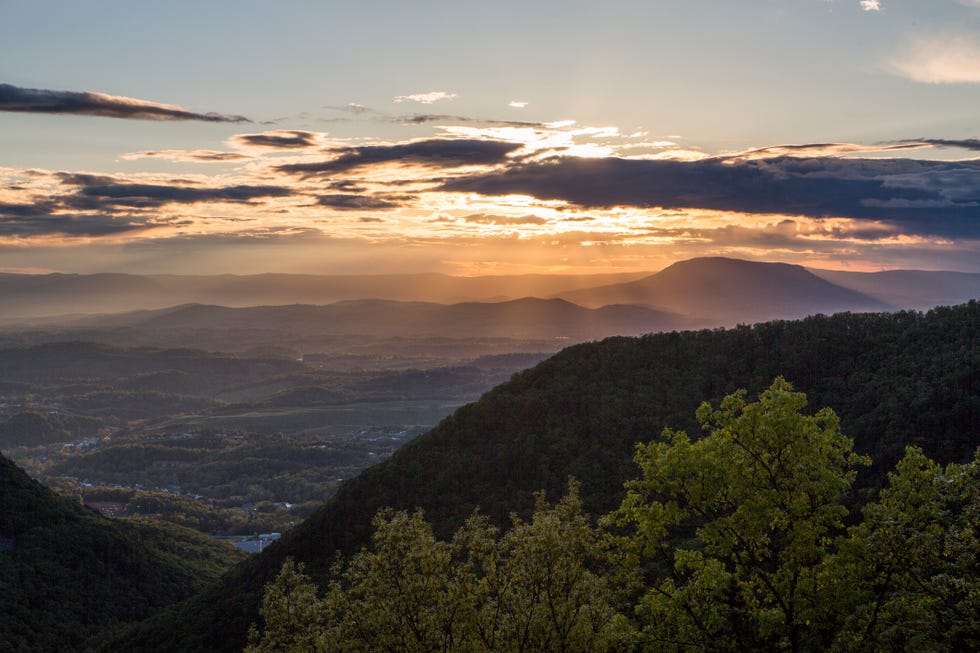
[247,378,979,653]
[246,483,630,653]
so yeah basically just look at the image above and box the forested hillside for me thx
[103,302,979,653]
[245,381,979,652]
[0,453,244,653]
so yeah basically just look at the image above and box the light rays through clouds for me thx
[1,43,979,276]
[2,92,979,275]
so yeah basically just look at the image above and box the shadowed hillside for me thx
[101,302,980,653]
[0,453,244,653]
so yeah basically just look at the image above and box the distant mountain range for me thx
[63,298,690,340]
[0,270,648,319]
[2,258,977,337]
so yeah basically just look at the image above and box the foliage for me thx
[0,453,245,653]
[246,380,979,653]
[0,409,99,447]
[611,378,868,652]
[246,483,631,652]
[830,447,980,652]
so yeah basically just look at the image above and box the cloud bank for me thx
[276,138,522,177]
[443,153,980,237]
[3,124,979,274]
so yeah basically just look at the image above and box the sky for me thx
[1,0,980,276]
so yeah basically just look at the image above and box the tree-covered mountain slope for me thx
[0,453,245,653]
[103,302,979,653]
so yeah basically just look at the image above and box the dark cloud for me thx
[276,138,522,178]
[124,150,249,162]
[0,200,60,217]
[328,180,367,192]
[723,142,927,160]
[0,213,148,237]
[883,138,980,151]
[0,83,249,122]
[442,154,980,238]
[396,114,546,128]
[231,130,320,149]
[55,172,120,186]
[316,194,415,210]
[60,180,294,210]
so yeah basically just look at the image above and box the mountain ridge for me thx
[44,297,693,340]
[2,257,978,325]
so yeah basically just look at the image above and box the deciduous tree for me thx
[610,377,868,652]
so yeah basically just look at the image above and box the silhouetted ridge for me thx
[77,297,689,339]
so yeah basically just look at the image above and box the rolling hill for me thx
[0,270,649,320]
[101,301,980,653]
[62,297,692,340]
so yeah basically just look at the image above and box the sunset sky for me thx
[2,0,979,275]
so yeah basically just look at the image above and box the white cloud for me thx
[508,100,528,108]
[393,91,457,104]
[860,0,881,10]
[888,36,980,83]
[958,1,980,7]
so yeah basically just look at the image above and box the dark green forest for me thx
[0,453,244,653]
[100,302,979,653]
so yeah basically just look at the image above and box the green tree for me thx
[830,447,980,652]
[323,508,473,652]
[245,560,325,653]
[246,483,629,652]
[467,484,631,652]
[610,377,868,652]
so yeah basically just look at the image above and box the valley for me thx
[1,259,977,652]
